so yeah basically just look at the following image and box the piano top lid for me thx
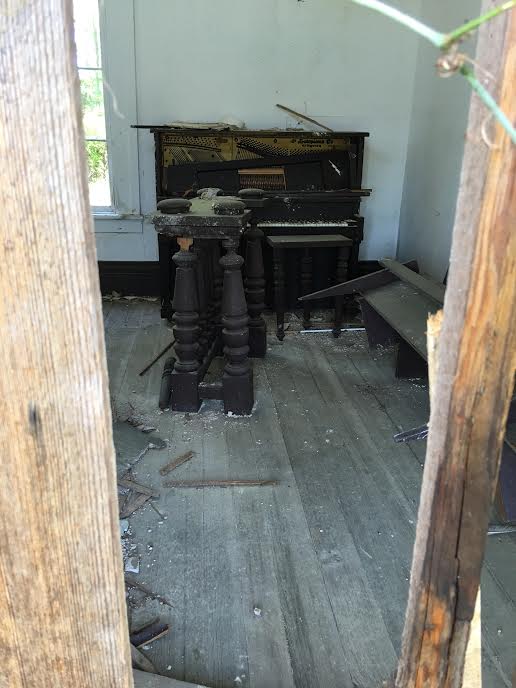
[132,125,370,138]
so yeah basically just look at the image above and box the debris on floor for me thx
[163,479,278,489]
[103,291,158,303]
[131,643,158,674]
[120,492,152,519]
[125,575,174,608]
[127,416,158,434]
[119,477,160,497]
[130,618,170,648]
[125,555,141,575]
[159,450,195,476]
[113,420,168,478]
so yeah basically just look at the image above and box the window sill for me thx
[93,210,143,221]
[93,212,144,234]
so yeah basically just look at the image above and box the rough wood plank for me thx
[379,259,445,304]
[224,397,297,688]
[365,281,440,360]
[0,2,132,685]
[181,428,250,687]
[159,450,195,476]
[299,260,419,301]
[462,590,481,688]
[231,363,356,688]
[396,6,516,687]
[267,342,402,683]
[119,478,160,497]
[164,479,278,488]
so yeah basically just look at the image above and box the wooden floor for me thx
[105,300,516,688]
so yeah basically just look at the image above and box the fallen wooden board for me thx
[379,258,445,304]
[119,478,160,497]
[364,281,440,360]
[130,619,170,648]
[131,644,157,674]
[299,260,419,301]
[163,479,278,488]
[120,492,152,518]
[159,450,195,476]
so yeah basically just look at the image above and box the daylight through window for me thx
[73,0,111,208]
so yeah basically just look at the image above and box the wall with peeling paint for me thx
[128,0,423,262]
[397,0,481,282]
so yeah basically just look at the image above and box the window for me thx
[73,0,111,209]
[72,0,140,230]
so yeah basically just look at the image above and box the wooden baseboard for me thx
[98,261,160,296]
[98,260,378,299]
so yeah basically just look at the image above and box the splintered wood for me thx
[396,6,516,688]
[120,492,151,519]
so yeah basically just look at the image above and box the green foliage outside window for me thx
[80,69,108,184]
[85,140,108,184]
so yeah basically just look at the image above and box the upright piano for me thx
[143,127,370,318]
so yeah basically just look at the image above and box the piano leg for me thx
[333,245,350,338]
[301,248,312,330]
[272,247,286,341]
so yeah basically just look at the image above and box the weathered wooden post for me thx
[0,1,133,685]
[397,5,516,687]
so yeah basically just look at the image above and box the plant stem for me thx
[350,0,444,46]
[461,66,516,144]
[442,1,516,48]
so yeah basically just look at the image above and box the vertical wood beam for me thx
[0,1,132,686]
[396,4,516,688]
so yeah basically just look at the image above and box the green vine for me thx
[350,0,516,144]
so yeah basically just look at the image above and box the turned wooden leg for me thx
[159,355,175,410]
[333,246,350,338]
[158,233,174,320]
[210,240,223,354]
[245,222,266,357]
[193,241,209,362]
[272,247,286,341]
[220,237,253,415]
[169,237,201,412]
[301,248,312,330]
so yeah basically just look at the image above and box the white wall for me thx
[397,0,480,281]
[96,0,424,261]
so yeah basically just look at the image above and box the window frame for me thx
[94,0,142,232]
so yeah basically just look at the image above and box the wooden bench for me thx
[300,257,444,377]
[266,233,353,340]
[302,260,516,524]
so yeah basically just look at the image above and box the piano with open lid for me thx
[137,126,371,318]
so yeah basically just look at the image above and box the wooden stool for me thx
[153,197,261,415]
[266,234,353,340]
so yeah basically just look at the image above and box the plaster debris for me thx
[125,555,140,574]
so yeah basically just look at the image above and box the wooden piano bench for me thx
[265,234,353,340]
